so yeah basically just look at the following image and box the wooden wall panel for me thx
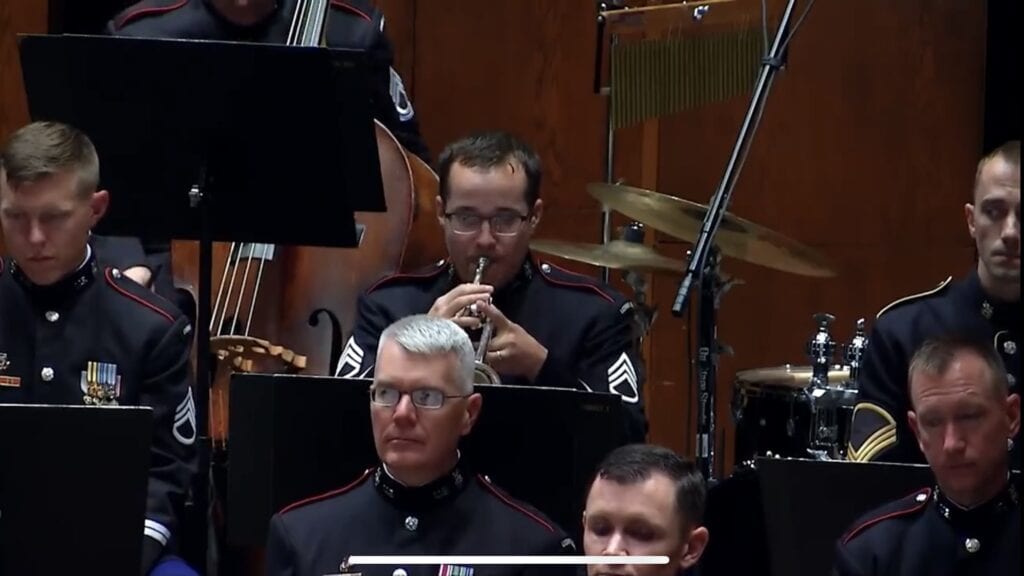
[0,0,46,149]
[411,0,608,216]
[645,0,986,473]
[0,0,48,256]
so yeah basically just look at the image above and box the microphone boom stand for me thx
[670,0,800,481]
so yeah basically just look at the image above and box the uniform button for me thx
[45,310,60,323]
[393,569,408,576]
[40,367,55,382]
[964,538,981,554]
[915,492,928,503]
[1004,341,1017,355]
[1008,374,1017,388]
[111,268,122,279]
[404,515,418,531]
[541,263,551,273]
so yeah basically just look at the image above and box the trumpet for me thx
[468,257,501,385]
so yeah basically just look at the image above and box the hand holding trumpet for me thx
[428,283,494,330]
[474,300,548,381]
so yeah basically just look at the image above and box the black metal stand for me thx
[667,0,800,479]
[695,247,722,480]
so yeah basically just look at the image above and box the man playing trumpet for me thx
[337,131,648,442]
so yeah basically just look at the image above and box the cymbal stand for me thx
[594,0,627,284]
[694,246,723,480]
[620,222,657,343]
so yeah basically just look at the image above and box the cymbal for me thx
[736,364,852,389]
[530,239,685,273]
[588,183,837,277]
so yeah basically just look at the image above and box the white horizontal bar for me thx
[344,556,669,566]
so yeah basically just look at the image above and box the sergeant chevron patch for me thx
[608,352,639,403]
[173,387,197,446]
[336,337,365,378]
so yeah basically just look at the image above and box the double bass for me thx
[169,0,445,449]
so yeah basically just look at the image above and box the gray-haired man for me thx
[266,314,576,576]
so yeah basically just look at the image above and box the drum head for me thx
[736,364,851,390]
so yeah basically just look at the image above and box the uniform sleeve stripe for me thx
[143,519,171,545]
[848,402,898,462]
[852,402,897,426]
[848,427,897,463]
[841,488,930,544]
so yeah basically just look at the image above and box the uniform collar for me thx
[9,246,97,306]
[201,0,284,39]
[933,481,1018,530]
[373,459,469,510]
[961,270,1020,326]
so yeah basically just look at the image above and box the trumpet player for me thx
[338,131,648,441]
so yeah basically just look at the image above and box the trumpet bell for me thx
[473,361,502,385]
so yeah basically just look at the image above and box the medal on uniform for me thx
[438,565,474,576]
[0,353,19,388]
[80,361,121,405]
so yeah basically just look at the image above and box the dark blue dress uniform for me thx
[0,250,198,573]
[847,271,1021,466]
[832,484,1021,576]
[265,463,578,576]
[334,257,649,442]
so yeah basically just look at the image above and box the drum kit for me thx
[529,182,865,466]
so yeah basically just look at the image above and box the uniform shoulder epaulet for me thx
[536,260,615,304]
[329,0,378,22]
[841,487,931,545]
[477,474,556,533]
[278,468,373,515]
[366,259,448,294]
[876,276,953,318]
[103,267,179,324]
[111,0,189,31]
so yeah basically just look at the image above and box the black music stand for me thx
[227,374,629,546]
[698,458,1022,576]
[18,33,385,567]
[0,404,153,576]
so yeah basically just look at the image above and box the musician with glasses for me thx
[266,314,576,576]
[336,131,648,442]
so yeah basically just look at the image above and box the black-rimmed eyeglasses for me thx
[370,385,471,409]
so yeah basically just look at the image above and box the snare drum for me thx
[732,364,853,461]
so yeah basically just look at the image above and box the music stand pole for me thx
[669,0,801,480]
[18,34,381,571]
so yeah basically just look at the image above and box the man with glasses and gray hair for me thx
[266,314,576,576]
[336,131,648,442]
